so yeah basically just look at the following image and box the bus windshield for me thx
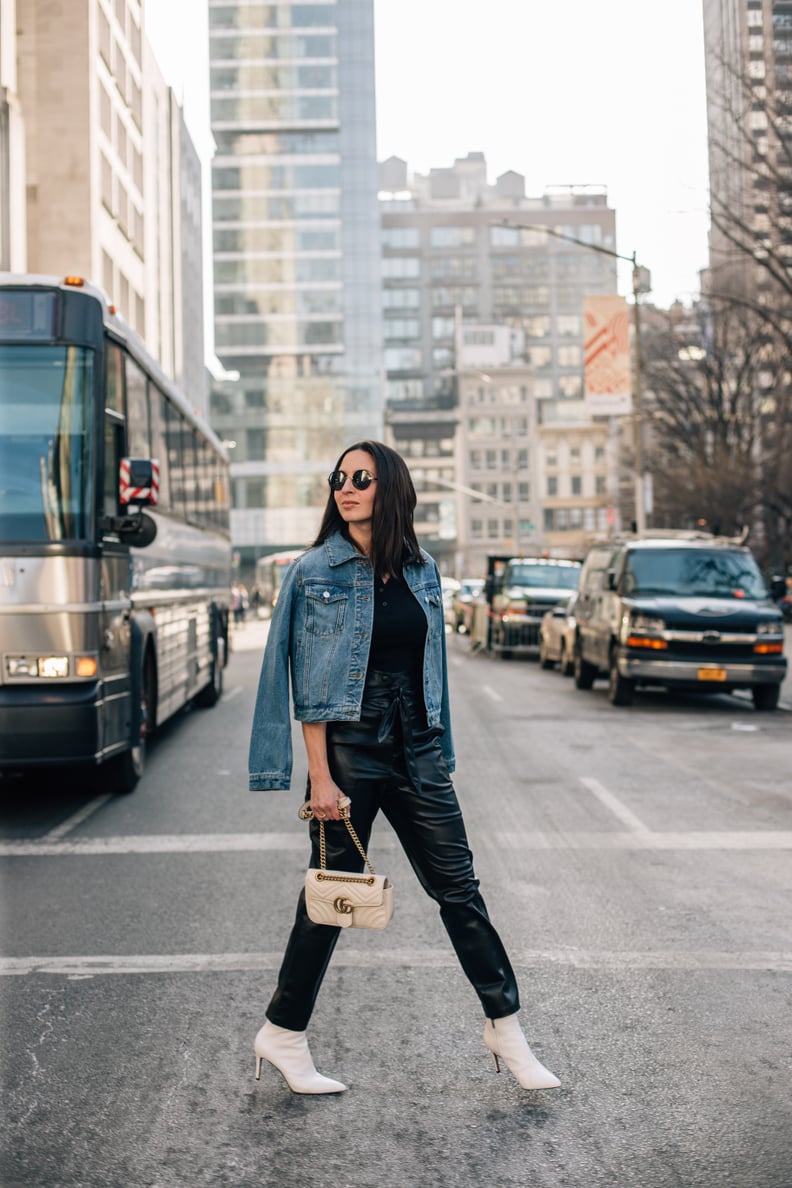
[0,344,95,541]
[508,563,580,590]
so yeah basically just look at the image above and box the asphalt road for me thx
[2,619,791,1188]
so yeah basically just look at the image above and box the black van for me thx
[573,534,787,709]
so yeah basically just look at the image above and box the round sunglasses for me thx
[327,469,378,491]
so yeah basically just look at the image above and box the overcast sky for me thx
[145,0,711,309]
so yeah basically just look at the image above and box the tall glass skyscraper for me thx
[208,0,383,565]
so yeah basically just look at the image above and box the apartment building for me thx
[703,0,792,295]
[14,0,206,411]
[380,153,619,572]
[207,0,383,567]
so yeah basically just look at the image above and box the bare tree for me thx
[641,301,792,566]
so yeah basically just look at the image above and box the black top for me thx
[368,574,427,674]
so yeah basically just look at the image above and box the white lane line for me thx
[0,832,313,856]
[481,684,503,702]
[2,948,791,977]
[222,685,243,702]
[3,831,792,857]
[579,777,651,834]
[43,794,114,842]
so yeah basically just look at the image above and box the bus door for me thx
[99,342,133,754]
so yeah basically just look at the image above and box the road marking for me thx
[0,833,310,856]
[481,684,503,702]
[3,830,792,857]
[579,776,651,834]
[42,795,113,842]
[222,685,243,702]
[2,948,791,978]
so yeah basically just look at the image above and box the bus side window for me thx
[149,384,170,510]
[103,413,125,521]
[106,341,124,414]
[165,399,184,517]
[126,356,150,457]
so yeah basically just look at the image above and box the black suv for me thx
[573,535,787,709]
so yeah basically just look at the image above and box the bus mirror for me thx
[117,511,157,548]
[120,458,160,506]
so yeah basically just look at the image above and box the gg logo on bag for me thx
[333,896,353,915]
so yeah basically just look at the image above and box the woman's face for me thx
[333,449,378,530]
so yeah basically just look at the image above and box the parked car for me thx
[451,578,485,633]
[573,533,787,709]
[538,595,578,675]
[441,577,461,629]
[476,555,581,658]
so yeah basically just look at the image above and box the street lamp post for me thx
[497,220,649,535]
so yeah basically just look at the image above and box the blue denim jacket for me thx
[248,531,454,790]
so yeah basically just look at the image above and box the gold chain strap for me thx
[318,806,377,878]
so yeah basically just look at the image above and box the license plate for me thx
[698,667,727,682]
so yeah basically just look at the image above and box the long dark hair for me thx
[313,440,423,577]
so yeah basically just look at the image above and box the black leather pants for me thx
[265,670,521,1031]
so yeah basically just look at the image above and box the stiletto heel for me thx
[483,1015,560,1090]
[253,1020,347,1094]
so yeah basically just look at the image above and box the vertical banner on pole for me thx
[583,295,632,416]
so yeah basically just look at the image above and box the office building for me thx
[380,153,619,570]
[703,0,792,296]
[14,0,206,410]
[208,0,384,567]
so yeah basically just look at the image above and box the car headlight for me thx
[629,613,666,634]
[757,620,782,634]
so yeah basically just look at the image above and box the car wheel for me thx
[752,683,780,711]
[560,640,574,677]
[608,649,634,707]
[539,637,554,669]
[574,639,597,690]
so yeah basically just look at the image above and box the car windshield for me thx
[0,344,95,541]
[623,548,768,600]
[508,563,580,590]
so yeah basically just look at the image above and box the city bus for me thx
[0,274,232,793]
[254,549,306,616]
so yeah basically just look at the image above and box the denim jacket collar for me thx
[323,530,421,570]
[323,532,364,568]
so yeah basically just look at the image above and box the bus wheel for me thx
[195,633,225,708]
[110,652,155,795]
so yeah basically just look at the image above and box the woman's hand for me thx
[301,722,351,821]
[308,774,349,821]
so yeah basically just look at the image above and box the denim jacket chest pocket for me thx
[304,583,350,636]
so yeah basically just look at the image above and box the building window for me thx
[384,318,420,340]
[383,288,420,309]
[595,475,607,495]
[547,476,558,496]
[431,226,476,247]
[432,317,456,339]
[382,257,420,279]
[384,347,422,370]
[381,227,420,248]
[571,475,582,496]
[472,519,483,539]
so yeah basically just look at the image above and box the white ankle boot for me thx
[254,1021,347,1094]
[483,1015,561,1090]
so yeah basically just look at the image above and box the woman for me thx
[248,441,560,1095]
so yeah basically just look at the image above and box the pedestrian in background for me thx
[248,440,560,1095]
